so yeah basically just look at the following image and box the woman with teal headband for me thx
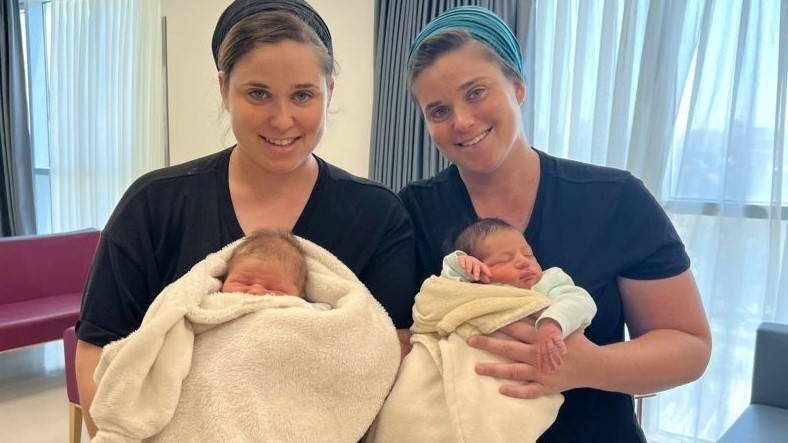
[392,5,711,442]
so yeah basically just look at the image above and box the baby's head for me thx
[222,229,308,297]
[454,218,543,289]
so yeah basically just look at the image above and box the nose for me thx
[269,99,294,130]
[514,255,530,268]
[247,284,266,295]
[452,105,475,133]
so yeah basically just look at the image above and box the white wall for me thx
[161,0,375,177]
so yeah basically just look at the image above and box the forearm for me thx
[580,329,711,395]
[397,328,413,360]
[75,340,102,437]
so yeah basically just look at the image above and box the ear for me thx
[218,71,229,110]
[514,77,526,105]
[326,77,335,107]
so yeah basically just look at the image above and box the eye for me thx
[490,255,513,266]
[429,106,449,121]
[249,89,269,101]
[467,87,485,100]
[293,90,314,103]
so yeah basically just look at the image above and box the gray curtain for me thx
[0,0,35,236]
[370,0,533,191]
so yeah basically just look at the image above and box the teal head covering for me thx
[407,6,524,79]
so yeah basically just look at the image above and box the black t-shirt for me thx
[398,149,690,442]
[78,148,418,345]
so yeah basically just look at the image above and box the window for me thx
[18,0,166,234]
[19,0,52,234]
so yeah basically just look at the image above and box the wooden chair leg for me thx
[69,402,83,443]
[634,393,657,425]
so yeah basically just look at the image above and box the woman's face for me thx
[219,40,334,175]
[412,41,527,176]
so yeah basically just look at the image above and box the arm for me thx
[75,340,102,438]
[441,250,491,282]
[397,329,413,359]
[534,268,596,338]
[468,270,711,398]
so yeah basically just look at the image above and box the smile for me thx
[261,135,298,146]
[457,129,491,147]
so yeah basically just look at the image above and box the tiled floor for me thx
[0,341,90,443]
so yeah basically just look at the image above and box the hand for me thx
[467,321,594,399]
[536,320,567,372]
[457,254,491,283]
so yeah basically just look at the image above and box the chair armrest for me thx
[751,322,788,409]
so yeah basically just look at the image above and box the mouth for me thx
[456,128,491,148]
[519,273,536,284]
[260,135,300,147]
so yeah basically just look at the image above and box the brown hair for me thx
[217,10,336,89]
[452,217,521,257]
[226,229,308,294]
[408,29,521,91]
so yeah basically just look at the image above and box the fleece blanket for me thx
[365,276,564,443]
[90,236,401,443]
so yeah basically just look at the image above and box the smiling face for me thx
[411,40,527,176]
[472,227,543,289]
[219,40,334,175]
[222,255,304,297]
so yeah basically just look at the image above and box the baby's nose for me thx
[248,284,266,295]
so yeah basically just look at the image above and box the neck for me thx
[459,143,539,196]
[229,149,319,199]
[459,144,540,232]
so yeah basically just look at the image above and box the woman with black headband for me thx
[74,0,417,437]
[395,6,711,441]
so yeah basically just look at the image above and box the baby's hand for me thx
[457,254,491,283]
[536,319,567,372]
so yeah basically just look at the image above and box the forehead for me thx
[230,40,326,83]
[411,42,508,102]
[476,229,528,252]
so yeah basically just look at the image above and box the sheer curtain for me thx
[49,0,165,232]
[529,1,787,441]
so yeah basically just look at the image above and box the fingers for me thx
[475,360,533,381]
[468,333,535,364]
[500,382,547,399]
[498,321,539,343]
[479,263,492,283]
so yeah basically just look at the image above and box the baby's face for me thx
[474,229,543,289]
[222,256,304,297]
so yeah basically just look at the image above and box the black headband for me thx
[211,0,333,70]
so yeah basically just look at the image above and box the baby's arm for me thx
[527,308,567,372]
[532,268,597,372]
[440,250,491,283]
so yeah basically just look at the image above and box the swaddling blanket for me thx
[91,236,401,443]
[366,276,564,443]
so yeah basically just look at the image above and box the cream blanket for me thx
[366,277,564,443]
[91,237,401,443]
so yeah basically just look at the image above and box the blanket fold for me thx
[91,237,401,443]
[366,276,563,443]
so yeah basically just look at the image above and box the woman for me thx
[397,6,711,441]
[75,0,417,437]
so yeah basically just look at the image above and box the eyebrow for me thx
[240,81,321,90]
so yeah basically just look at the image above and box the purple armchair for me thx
[0,229,99,352]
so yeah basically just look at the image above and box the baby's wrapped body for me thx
[90,237,401,443]
[366,277,565,443]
